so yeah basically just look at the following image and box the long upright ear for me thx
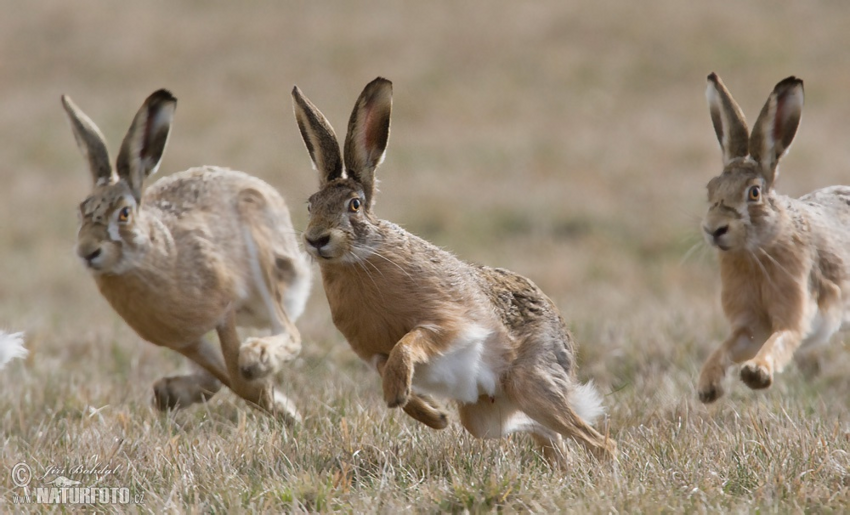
[61,95,116,186]
[705,73,750,166]
[749,76,804,187]
[343,77,392,209]
[291,85,343,186]
[115,89,176,201]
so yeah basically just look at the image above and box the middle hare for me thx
[293,78,616,462]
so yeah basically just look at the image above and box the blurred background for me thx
[2,0,850,468]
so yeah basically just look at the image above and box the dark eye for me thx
[306,202,312,213]
[348,198,362,213]
[747,185,761,202]
[118,207,131,222]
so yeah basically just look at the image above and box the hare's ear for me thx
[115,89,176,202]
[291,85,343,186]
[706,73,749,165]
[343,77,392,209]
[61,95,116,186]
[749,76,804,187]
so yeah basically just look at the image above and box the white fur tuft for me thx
[283,257,312,321]
[0,331,27,370]
[571,381,605,424]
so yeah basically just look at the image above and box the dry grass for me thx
[2,1,850,512]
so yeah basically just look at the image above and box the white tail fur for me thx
[571,381,605,424]
[0,331,27,370]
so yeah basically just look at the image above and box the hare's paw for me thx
[403,395,449,430]
[740,360,773,390]
[268,389,302,427]
[697,365,725,404]
[592,438,619,463]
[382,365,411,409]
[153,376,217,410]
[239,335,300,381]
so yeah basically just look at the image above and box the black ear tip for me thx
[370,77,393,89]
[150,89,177,105]
[774,76,804,93]
[707,72,719,83]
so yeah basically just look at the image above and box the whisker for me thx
[360,254,387,281]
[757,248,796,282]
[367,247,416,283]
[680,240,707,266]
[747,248,775,290]
[355,260,385,302]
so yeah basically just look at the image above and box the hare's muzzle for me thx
[304,234,331,250]
[703,224,731,251]
[304,233,332,258]
[77,244,104,269]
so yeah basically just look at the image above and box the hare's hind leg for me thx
[217,310,301,424]
[458,395,573,467]
[236,190,303,382]
[153,367,222,410]
[153,338,228,411]
[529,431,571,470]
[505,366,617,461]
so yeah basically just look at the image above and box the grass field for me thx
[2,1,850,512]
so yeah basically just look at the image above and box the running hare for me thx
[698,73,850,403]
[292,78,616,463]
[62,90,311,421]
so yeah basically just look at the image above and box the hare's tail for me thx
[0,331,26,370]
[571,381,605,424]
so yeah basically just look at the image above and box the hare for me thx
[0,331,26,370]
[62,89,311,421]
[698,73,850,403]
[292,77,617,463]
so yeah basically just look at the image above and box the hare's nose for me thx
[710,225,729,240]
[84,248,102,262]
[305,234,331,249]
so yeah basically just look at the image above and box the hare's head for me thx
[292,78,392,264]
[62,90,176,275]
[702,73,804,252]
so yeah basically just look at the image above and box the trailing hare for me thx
[62,90,311,421]
[292,78,617,463]
[698,73,850,403]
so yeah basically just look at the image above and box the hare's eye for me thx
[348,198,362,213]
[118,207,131,222]
[747,185,761,202]
[306,202,312,214]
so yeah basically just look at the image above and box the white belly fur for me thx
[412,324,498,404]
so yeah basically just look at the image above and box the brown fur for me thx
[698,74,850,402]
[293,78,616,463]
[62,90,311,421]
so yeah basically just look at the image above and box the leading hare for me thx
[63,90,311,421]
[292,78,617,463]
[698,73,850,403]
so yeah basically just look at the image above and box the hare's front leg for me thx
[217,311,301,424]
[740,329,803,390]
[153,338,230,410]
[382,327,437,409]
[698,327,764,403]
[374,354,449,429]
